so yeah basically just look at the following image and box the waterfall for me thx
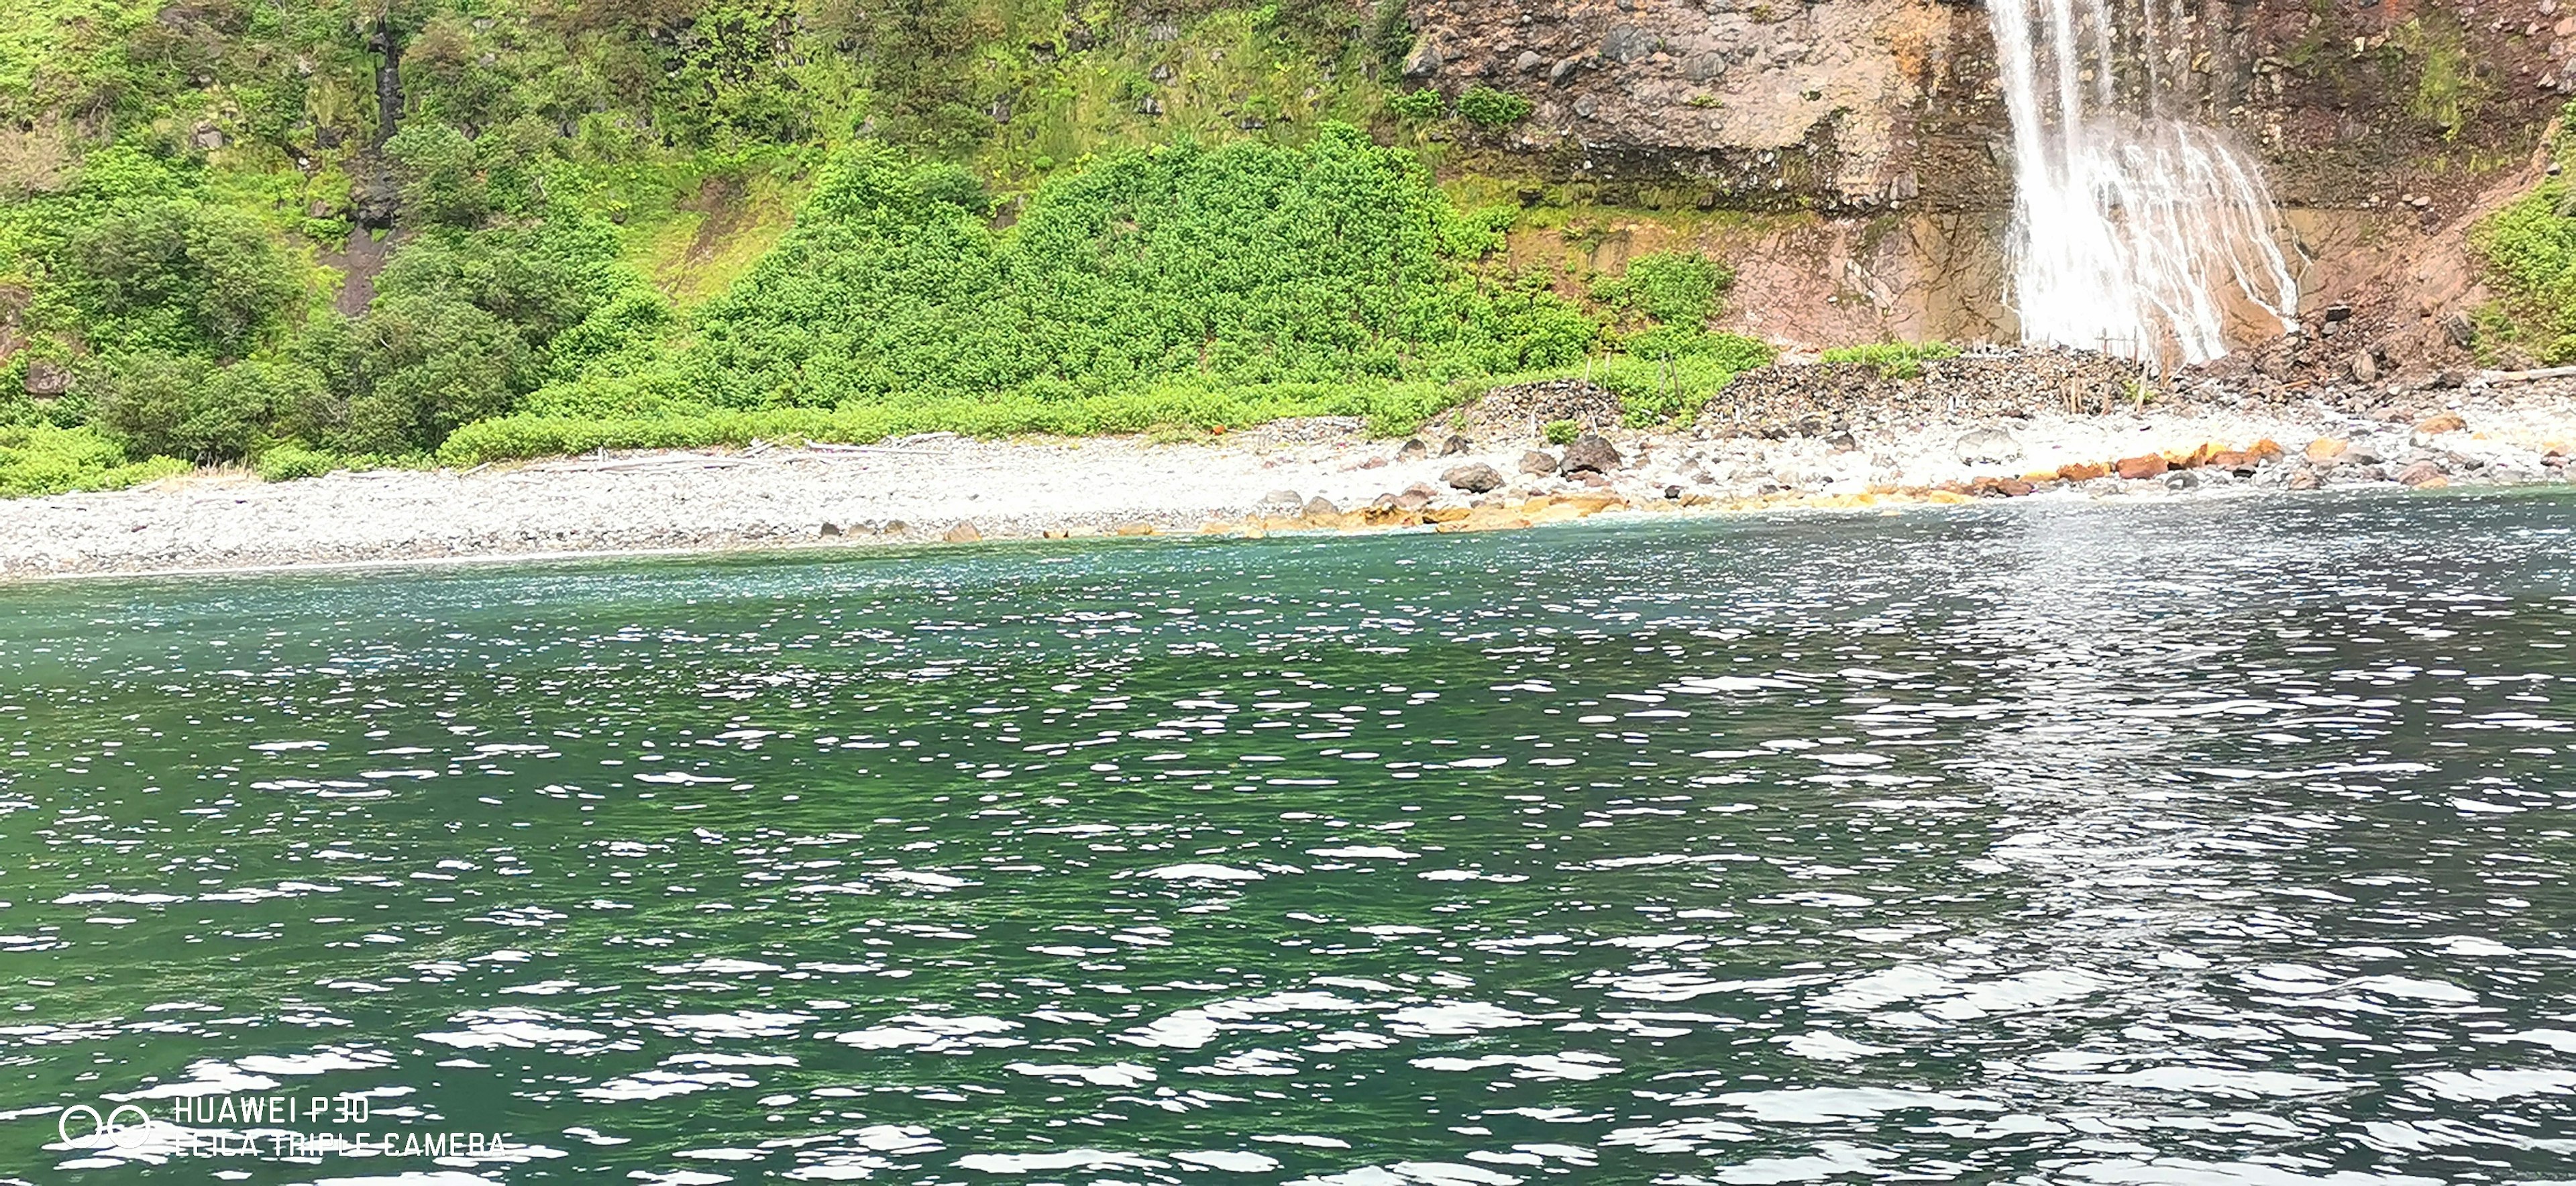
[1985,0,2300,368]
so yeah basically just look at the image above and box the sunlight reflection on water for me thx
[2,490,2573,1183]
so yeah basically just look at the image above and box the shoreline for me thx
[4,384,2571,584]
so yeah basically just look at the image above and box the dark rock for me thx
[1403,40,1442,78]
[882,520,908,534]
[819,523,843,537]
[1395,487,1434,510]
[22,359,70,396]
[1518,449,1559,475]
[1442,463,1504,492]
[1395,438,1428,462]
[1662,484,1683,500]
[1560,433,1622,476]
[2440,311,2477,349]
[2165,470,2199,491]
[1439,435,1472,456]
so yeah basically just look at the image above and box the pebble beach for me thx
[3,368,2570,581]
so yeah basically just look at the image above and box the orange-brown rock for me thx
[2304,437,2348,461]
[1424,506,1472,523]
[2247,438,2284,460]
[1360,505,1422,527]
[2056,461,2108,481]
[1114,521,1157,536]
[2164,442,2218,468]
[2416,412,2467,435]
[2114,454,2168,480]
[2206,450,2257,474]
[943,521,983,543]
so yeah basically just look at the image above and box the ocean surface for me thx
[3,490,2573,1185]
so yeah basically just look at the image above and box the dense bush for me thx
[0,423,189,497]
[91,353,327,463]
[637,125,1596,412]
[48,197,305,360]
[2467,103,2576,363]
[1386,89,1444,120]
[1455,86,1534,127]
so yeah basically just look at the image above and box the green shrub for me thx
[2470,121,2576,366]
[1543,418,1578,445]
[438,377,1470,466]
[1592,251,1733,329]
[0,424,189,498]
[656,126,1594,412]
[1820,340,1962,378]
[384,121,490,228]
[1455,87,1534,127]
[1387,89,1445,121]
[50,198,306,360]
[91,353,330,464]
[1600,332,1775,426]
[254,441,336,482]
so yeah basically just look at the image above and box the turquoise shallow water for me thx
[3,492,2574,1185]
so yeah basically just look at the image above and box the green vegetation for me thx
[0,0,1768,495]
[1455,87,1534,128]
[1387,90,1446,121]
[1582,251,1772,427]
[2392,17,2489,143]
[1821,340,1962,379]
[0,424,188,497]
[1543,418,1580,446]
[2469,103,2576,364]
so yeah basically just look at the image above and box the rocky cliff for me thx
[1401,0,2569,368]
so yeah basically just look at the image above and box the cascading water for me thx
[1986,0,2300,368]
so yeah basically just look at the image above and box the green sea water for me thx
[3,492,2573,1184]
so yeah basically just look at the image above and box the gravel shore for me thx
[3,380,2571,582]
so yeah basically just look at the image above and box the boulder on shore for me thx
[1440,435,1472,456]
[1443,463,1504,492]
[1519,449,1559,475]
[1301,496,1340,518]
[1395,438,1428,462]
[1561,433,1622,476]
[1955,427,2023,465]
[2114,454,2167,480]
[944,521,982,543]
[2396,460,2449,488]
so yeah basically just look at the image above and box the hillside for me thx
[1,0,2572,494]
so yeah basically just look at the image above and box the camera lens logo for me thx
[58,1103,153,1146]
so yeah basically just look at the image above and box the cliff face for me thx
[1404,0,2569,364]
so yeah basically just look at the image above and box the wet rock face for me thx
[1406,0,1985,209]
[1401,0,2561,212]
